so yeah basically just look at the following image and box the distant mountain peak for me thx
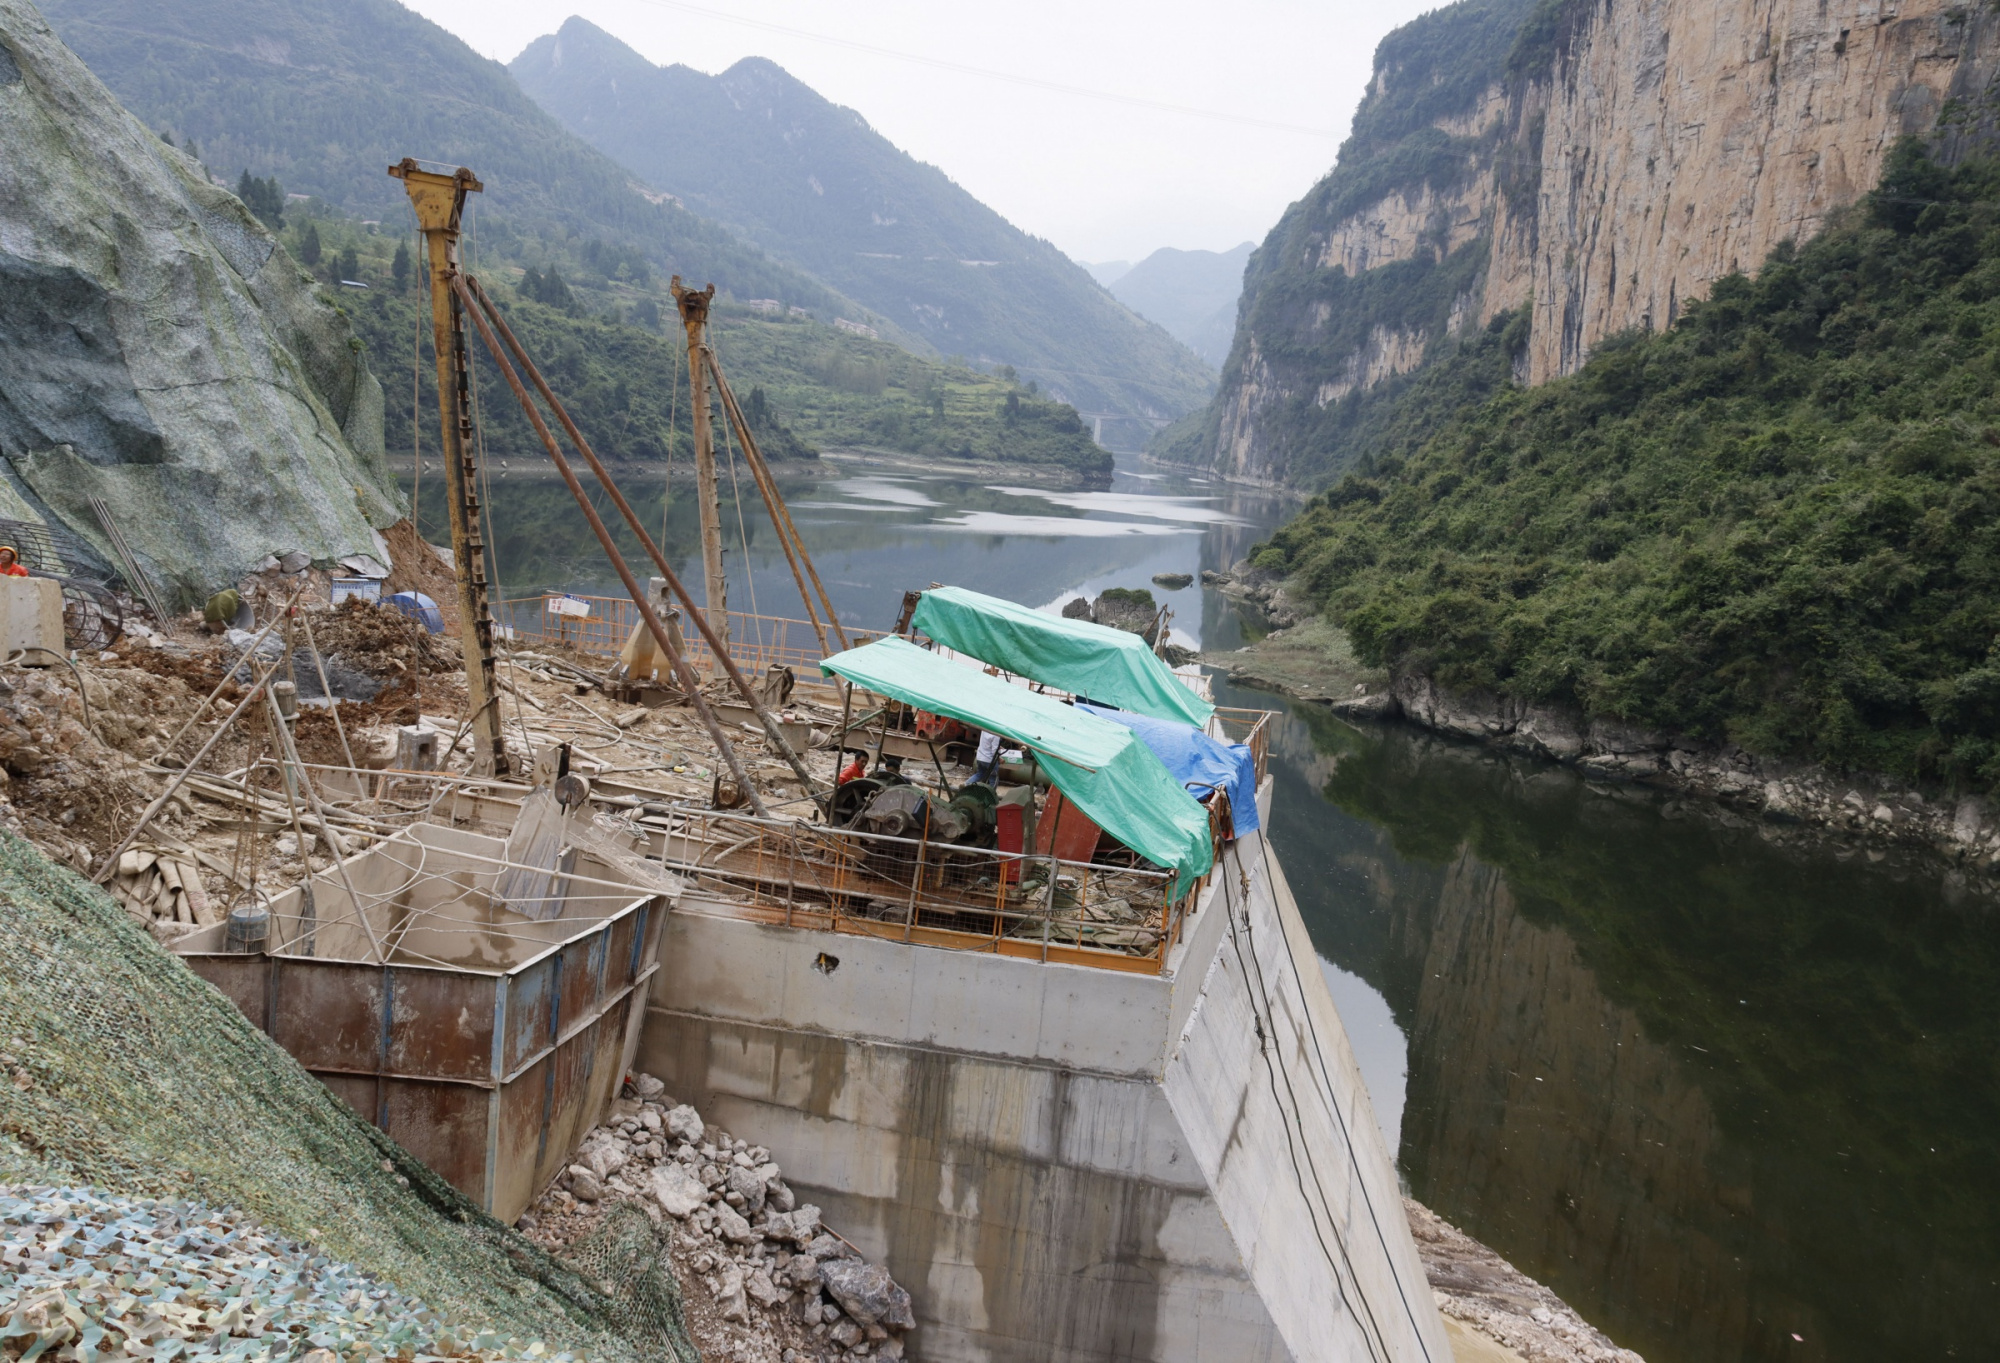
[511,18,1213,416]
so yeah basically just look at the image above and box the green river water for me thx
[402,454,1999,1363]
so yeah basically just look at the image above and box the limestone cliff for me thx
[0,0,402,604]
[1200,0,2000,486]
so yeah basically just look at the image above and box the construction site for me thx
[0,23,1508,1353]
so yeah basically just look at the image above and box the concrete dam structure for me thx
[639,790,1446,1362]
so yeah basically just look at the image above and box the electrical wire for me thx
[623,0,1339,139]
[1218,850,1392,1363]
[1254,832,1437,1362]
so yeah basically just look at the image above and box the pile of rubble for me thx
[521,1076,915,1363]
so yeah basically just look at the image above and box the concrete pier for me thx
[639,818,1447,1362]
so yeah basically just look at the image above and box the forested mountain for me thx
[33,0,1109,483]
[1104,243,1253,367]
[34,0,882,327]
[300,211,1111,481]
[509,17,1214,426]
[1251,150,2000,793]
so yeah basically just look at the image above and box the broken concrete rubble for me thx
[524,1074,916,1362]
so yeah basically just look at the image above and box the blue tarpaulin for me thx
[386,591,443,634]
[1077,703,1260,835]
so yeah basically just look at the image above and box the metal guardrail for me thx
[1214,707,1272,787]
[647,805,1206,976]
[500,594,834,678]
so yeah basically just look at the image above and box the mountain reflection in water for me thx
[408,458,1997,1362]
[1217,680,2000,1363]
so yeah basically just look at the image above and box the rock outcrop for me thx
[0,0,403,604]
[1202,0,2000,485]
[1327,668,2000,871]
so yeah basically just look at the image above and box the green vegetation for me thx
[1253,146,2000,793]
[232,169,285,230]
[509,19,1214,421]
[297,215,1109,479]
[1159,0,1537,477]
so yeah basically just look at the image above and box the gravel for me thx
[0,1185,570,1361]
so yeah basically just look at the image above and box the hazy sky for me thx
[400,0,1441,264]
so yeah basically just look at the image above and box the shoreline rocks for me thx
[1209,560,2000,880]
[1338,671,2000,876]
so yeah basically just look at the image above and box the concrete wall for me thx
[637,831,1445,1362]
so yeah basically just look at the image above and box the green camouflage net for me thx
[0,830,699,1362]
[563,1205,701,1363]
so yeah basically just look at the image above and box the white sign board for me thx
[545,595,592,619]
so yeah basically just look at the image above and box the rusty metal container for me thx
[173,822,670,1223]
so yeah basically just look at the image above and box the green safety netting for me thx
[910,586,1214,728]
[820,636,1213,888]
[0,830,699,1362]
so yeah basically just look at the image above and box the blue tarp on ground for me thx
[386,591,443,634]
[1077,703,1260,835]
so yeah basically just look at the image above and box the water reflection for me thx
[1219,681,2000,1363]
[397,453,2000,1359]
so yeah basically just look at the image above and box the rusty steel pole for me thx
[451,277,773,818]
[389,157,509,778]
[671,278,729,653]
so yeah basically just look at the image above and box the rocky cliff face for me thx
[0,0,402,604]
[1527,0,2000,382]
[1204,0,2000,486]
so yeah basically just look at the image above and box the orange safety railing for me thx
[499,594,832,678]
[1213,707,1272,787]
[650,805,1209,976]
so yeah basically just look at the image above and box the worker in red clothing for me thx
[0,547,29,577]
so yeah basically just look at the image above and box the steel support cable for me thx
[459,275,826,811]
[1219,850,1393,1363]
[1252,834,1436,1363]
[704,343,849,651]
[447,274,771,819]
[714,387,765,643]
[701,329,824,651]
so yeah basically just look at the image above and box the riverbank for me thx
[392,447,1109,491]
[815,445,1110,488]
[1207,565,2000,889]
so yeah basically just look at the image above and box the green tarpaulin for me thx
[910,585,1214,728]
[820,636,1213,889]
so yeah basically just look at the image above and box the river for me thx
[404,453,1998,1363]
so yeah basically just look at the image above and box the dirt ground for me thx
[1204,614,1388,703]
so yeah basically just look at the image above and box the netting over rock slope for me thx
[0,0,405,605]
[0,831,699,1361]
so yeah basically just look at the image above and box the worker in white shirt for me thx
[973,730,1002,785]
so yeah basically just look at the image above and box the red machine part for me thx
[913,710,967,744]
